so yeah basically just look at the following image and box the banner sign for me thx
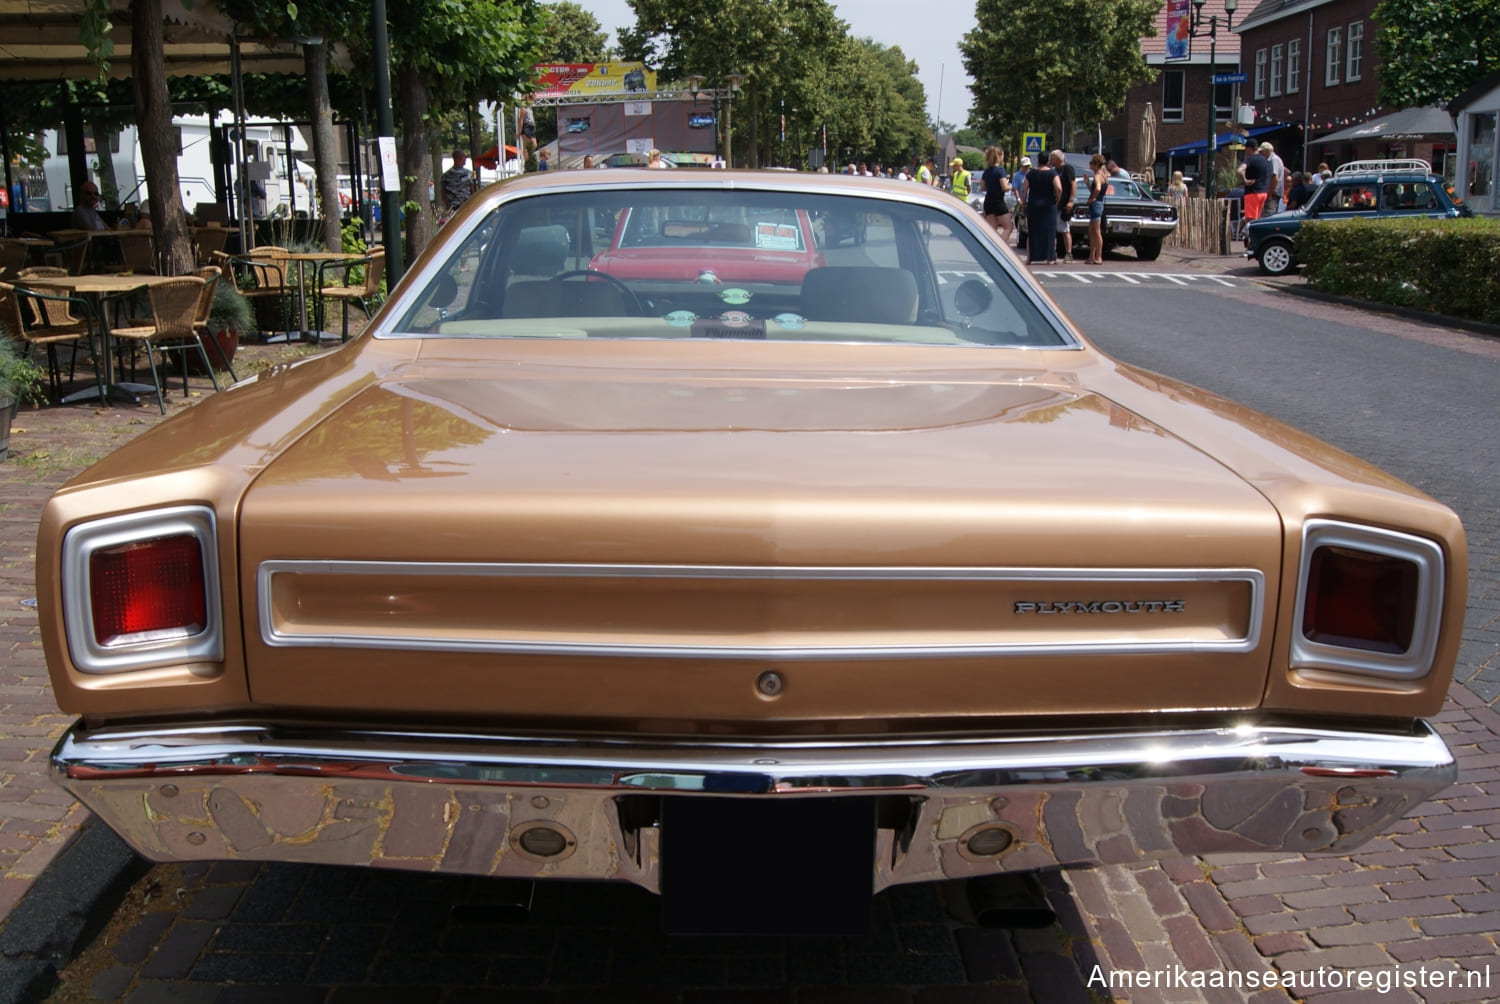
[1165,0,1191,62]
[533,62,657,98]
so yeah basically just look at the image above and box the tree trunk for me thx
[747,86,760,169]
[305,43,342,251]
[131,0,193,275]
[398,65,432,262]
[91,125,120,208]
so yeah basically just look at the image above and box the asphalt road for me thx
[21,270,1500,1003]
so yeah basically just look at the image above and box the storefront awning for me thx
[1165,124,1284,158]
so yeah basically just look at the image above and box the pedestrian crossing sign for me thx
[1023,133,1046,159]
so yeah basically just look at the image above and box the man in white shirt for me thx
[1261,142,1286,213]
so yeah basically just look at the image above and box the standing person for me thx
[536,149,551,172]
[441,149,475,214]
[1021,155,1060,265]
[1050,150,1077,261]
[1166,170,1189,199]
[949,158,971,202]
[1311,162,1330,188]
[1261,142,1286,213]
[1085,154,1109,264]
[1237,144,1270,238]
[582,155,596,169]
[1012,156,1032,252]
[916,158,934,186]
[979,146,1014,244]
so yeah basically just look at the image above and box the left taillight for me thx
[62,506,223,673]
[1291,520,1444,680]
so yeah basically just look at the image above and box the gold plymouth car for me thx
[41,171,1463,935]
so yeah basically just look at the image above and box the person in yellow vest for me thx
[916,158,934,186]
[950,158,971,201]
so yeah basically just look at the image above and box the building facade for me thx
[1101,0,1243,188]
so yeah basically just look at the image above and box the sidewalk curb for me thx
[1260,282,1500,339]
[0,816,147,1004]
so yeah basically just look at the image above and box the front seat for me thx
[799,266,918,324]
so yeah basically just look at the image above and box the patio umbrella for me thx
[1138,103,1157,174]
[1315,106,1456,144]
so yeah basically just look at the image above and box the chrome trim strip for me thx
[61,506,224,674]
[256,561,1265,659]
[1291,520,1445,679]
[52,719,1455,888]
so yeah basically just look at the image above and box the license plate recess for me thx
[660,796,875,935]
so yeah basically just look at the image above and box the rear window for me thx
[393,187,1068,349]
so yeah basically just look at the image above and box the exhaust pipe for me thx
[959,872,1056,929]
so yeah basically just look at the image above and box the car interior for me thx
[393,188,1070,348]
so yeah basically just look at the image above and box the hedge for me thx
[1296,216,1500,326]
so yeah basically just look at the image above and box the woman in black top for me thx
[979,146,1014,244]
[1086,154,1109,264]
[1021,161,1061,265]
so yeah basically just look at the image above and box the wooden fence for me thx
[1165,196,1239,255]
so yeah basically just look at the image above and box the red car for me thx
[589,202,825,284]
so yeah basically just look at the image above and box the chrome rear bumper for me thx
[52,720,1454,892]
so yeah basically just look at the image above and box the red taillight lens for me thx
[89,535,207,646]
[1302,545,1418,654]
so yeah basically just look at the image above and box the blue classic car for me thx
[1245,159,1470,276]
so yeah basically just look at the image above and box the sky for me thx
[571,0,973,128]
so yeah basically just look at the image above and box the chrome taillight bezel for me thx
[61,506,224,674]
[1290,519,1444,680]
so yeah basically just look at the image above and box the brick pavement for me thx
[4,262,1500,1001]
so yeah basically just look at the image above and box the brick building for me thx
[1103,0,1456,189]
[1100,0,1243,190]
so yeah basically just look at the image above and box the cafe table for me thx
[20,272,182,405]
[283,250,361,342]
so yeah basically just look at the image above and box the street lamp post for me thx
[1185,0,1238,199]
[687,71,742,166]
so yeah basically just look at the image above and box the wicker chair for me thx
[227,251,293,340]
[43,238,90,275]
[0,240,29,279]
[0,280,103,403]
[194,226,231,267]
[190,268,237,382]
[108,277,218,413]
[315,247,385,342]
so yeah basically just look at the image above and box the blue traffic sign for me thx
[1213,72,1247,85]
[1022,132,1046,158]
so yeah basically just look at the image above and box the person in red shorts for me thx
[1240,145,1270,224]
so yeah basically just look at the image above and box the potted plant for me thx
[0,335,47,462]
[194,279,255,374]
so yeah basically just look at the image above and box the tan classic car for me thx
[41,171,1463,935]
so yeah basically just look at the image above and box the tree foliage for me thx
[1375,0,1500,108]
[816,38,931,169]
[962,0,1157,152]
[539,1,611,62]
[619,0,845,166]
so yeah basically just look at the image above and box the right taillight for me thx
[1292,521,1444,680]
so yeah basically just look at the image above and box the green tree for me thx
[817,37,930,170]
[1375,0,1500,108]
[540,2,611,62]
[381,0,547,258]
[619,0,845,167]
[962,0,1157,153]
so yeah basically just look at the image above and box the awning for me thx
[1165,124,1284,158]
[1313,106,1455,145]
[473,144,519,169]
[0,0,347,81]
